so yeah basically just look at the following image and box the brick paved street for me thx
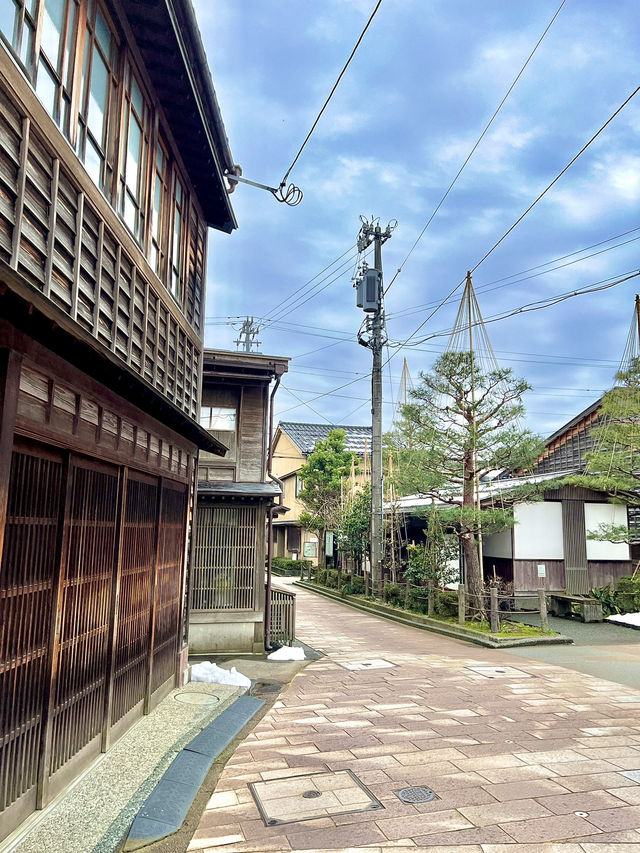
[188,582,640,851]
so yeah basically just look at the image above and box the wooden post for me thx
[427,578,434,618]
[490,586,499,633]
[364,571,370,597]
[538,587,549,632]
[377,565,383,599]
[404,578,410,608]
[458,584,466,624]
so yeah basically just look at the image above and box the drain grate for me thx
[397,786,438,804]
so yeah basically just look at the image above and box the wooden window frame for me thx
[34,0,80,134]
[1,0,40,74]
[117,56,151,244]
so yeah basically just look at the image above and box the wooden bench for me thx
[548,593,603,623]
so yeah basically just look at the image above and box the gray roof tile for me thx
[278,422,372,455]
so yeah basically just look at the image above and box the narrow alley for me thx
[188,582,640,851]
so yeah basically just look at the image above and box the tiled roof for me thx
[277,422,372,455]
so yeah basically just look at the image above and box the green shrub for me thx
[382,582,403,606]
[271,557,312,576]
[433,589,458,618]
[407,586,430,614]
[591,584,620,616]
[350,575,365,594]
[315,568,327,586]
[615,575,640,614]
[326,569,340,589]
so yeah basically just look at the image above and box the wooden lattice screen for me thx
[111,475,158,726]
[0,450,62,812]
[191,505,258,610]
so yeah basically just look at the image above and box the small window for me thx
[295,475,304,497]
[199,406,236,431]
[1,0,39,73]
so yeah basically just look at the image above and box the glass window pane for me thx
[41,0,64,64]
[36,60,58,120]
[64,1,78,88]
[1,3,18,43]
[27,0,38,15]
[126,117,142,195]
[85,136,102,185]
[131,76,143,119]
[210,408,236,430]
[94,8,110,57]
[87,45,108,144]
[199,407,211,428]
[123,192,136,233]
[19,21,35,67]
[156,145,163,172]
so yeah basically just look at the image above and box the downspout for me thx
[264,373,283,649]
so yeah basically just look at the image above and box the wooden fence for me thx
[269,586,296,646]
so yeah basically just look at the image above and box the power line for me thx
[471,85,640,274]
[387,227,640,321]
[384,0,567,297]
[280,0,384,188]
[387,85,640,362]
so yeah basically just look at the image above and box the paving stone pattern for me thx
[188,582,640,851]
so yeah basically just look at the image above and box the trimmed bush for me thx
[433,589,458,618]
[382,582,403,606]
[271,557,312,576]
[615,575,640,614]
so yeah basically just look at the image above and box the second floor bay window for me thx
[36,0,79,133]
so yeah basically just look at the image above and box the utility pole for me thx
[354,216,395,590]
[234,317,261,353]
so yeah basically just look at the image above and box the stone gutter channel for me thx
[0,681,273,853]
[294,581,573,648]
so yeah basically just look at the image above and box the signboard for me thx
[537,563,546,578]
[325,532,334,554]
[303,541,317,558]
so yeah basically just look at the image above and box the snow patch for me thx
[190,661,251,687]
[607,612,640,628]
[267,645,305,661]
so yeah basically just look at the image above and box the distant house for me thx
[189,350,291,654]
[0,0,236,838]
[395,398,634,603]
[271,422,372,564]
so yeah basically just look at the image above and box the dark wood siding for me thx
[0,67,203,421]
[562,500,587,569]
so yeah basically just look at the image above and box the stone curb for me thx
[294,581,573,648]
[122,695,264,851]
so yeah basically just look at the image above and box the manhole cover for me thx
[466,665,532,679]
[174,692,220,706]
[302,790,322,799]
[397,786,438,804]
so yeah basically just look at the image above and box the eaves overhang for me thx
[121,0,237,233]
[0,261,226,455]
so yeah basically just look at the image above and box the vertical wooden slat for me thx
[144,479,163,713]
[10,117,30,270]
[36,453,71,809]
[92,220,105,337]
[43,158,60,298]
[70,193,84,321]
[0,351,22,556]
[101,467,127,752]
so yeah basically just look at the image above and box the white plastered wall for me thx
[584,503,630,561]
[513,502,564,560]
[483,527,513,559]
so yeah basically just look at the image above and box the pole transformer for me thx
[354,216,395,590]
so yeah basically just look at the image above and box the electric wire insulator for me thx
[272,183,304,206]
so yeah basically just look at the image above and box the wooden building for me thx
[189,350,291,654]
[0,0,236,838]
[271,422,372,565]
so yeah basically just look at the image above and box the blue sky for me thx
[193,0,640,438]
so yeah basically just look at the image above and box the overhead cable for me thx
[279,0,384,188]
[384,0,567,296]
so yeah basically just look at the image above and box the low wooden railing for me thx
[269,585,296,645]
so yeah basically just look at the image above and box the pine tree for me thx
[389,351,543,608]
